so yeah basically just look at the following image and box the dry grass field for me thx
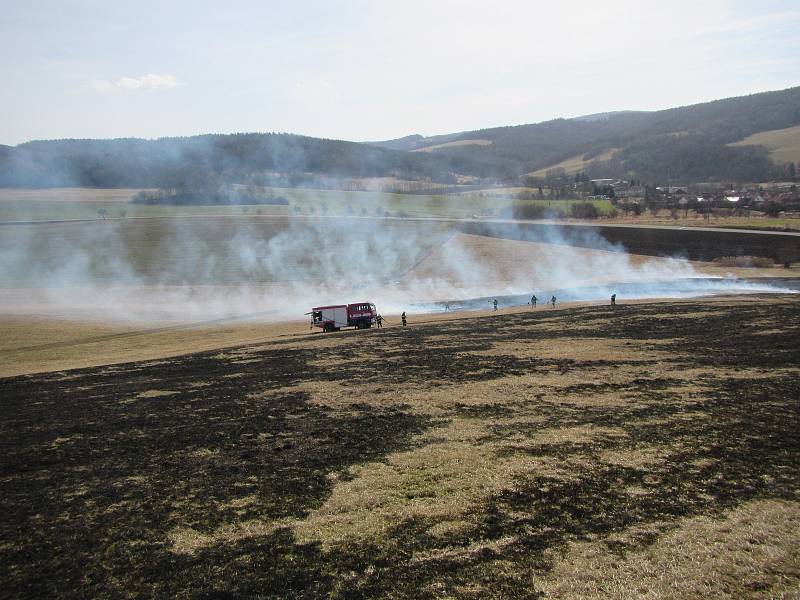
[730,124,800,165]
[412,139,493,153]
[528,149,619,177]
[0,313,313,378]
[1,295,798,598]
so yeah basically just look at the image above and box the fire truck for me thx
[310,302,377,332]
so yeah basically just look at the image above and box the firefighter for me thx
[401,311,407,327]
[530,295,537,308]
[444,302,450,312]
[551,295,557,308]
[376,314,383,328]
[611,293,616,306]
[493,299,498,311]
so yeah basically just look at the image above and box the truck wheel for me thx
[323,324,332,333]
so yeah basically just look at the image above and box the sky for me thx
[1,0,799,145]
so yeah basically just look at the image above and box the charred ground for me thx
[1,297,799,598]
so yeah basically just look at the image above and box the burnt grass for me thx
[1,296,799,598]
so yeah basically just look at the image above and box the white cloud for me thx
[93,73,179,93]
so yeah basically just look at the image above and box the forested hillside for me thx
[373,86,800,182]
[0,133,492,189]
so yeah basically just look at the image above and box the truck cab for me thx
[347,302,377,329]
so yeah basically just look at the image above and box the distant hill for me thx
[2,86,799,188]
[0,133,492,189]
[369,86,800,183]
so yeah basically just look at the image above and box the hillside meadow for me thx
[731,124,800,165]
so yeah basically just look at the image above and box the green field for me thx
[0,187,616,222]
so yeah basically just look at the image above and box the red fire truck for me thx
[310,302,377,332]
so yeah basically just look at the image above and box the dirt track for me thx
[1,296,798,598]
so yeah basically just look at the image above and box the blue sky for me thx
[2,0,799,145]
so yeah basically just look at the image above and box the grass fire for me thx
[2,4,800,594]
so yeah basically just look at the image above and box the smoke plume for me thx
[1,209,792,325]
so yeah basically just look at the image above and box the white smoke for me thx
[0,212,792,324]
